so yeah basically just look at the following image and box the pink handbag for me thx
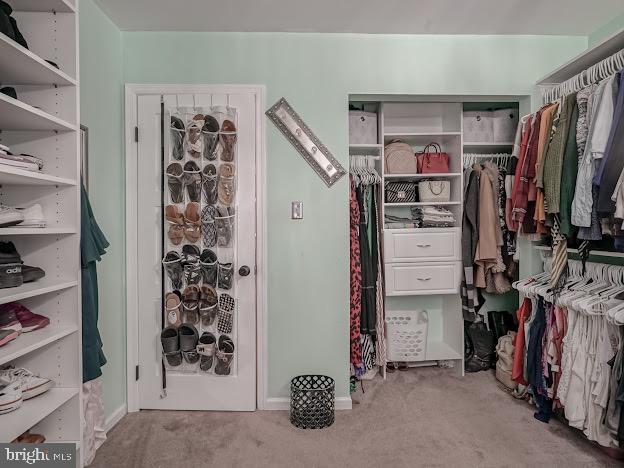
[416,142,450,174]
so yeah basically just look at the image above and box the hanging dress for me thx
[349,178,363,374]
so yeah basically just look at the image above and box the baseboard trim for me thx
[264,397,352,411]
[104,404,127,433]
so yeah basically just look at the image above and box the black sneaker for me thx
[0,242,21,265]
[21,266,44,283]
[0,263,22,289]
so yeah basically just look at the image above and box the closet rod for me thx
[541,48,624,103]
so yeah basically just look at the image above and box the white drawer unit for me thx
[385,261,461,296]
[384,228,461,263]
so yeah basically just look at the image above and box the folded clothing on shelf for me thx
[411,206,456,228]
[0,152,44,172]
[384,214,421,229]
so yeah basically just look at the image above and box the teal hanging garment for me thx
[81,183,110,383]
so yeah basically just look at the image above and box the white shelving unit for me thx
[0,0,81,464]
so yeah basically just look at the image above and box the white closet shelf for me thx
[384,173,462,179]
[427,341,462,360]
[7,0,75,13]
[385,132,461,137]
[384,132,461,146]
[0,166,76,186]
[0,278,77,306]
[0,325,78,365]
[463,142,514,152]
[385,201,461,207]
[0,35,77,86]
[0,227,76,235]
[0,94,77,132]
[0,387,78,442]
[349,143,383,149]
[533,245,624,258]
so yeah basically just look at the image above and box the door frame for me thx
[124,84,267,412]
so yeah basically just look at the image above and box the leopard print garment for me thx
[349,178,363,374]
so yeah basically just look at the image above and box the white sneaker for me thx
[0,368,54,400]
[0,381,22,414]
[16,204,46,228]
[0,206,24,228]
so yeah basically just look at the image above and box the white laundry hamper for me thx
[385,310,428,362]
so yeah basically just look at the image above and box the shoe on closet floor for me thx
[161,326,182,367]
[0,381,22,414]
[0,367,53,400]
[11,303,49,332]
[0,206,24,227]
[12,431,45,443]
[15,204,45,228]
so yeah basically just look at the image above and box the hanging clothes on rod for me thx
[349,156,385,379]
[461,152,516,322]
[512,258,624,447]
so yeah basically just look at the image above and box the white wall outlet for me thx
[291,201,303,219]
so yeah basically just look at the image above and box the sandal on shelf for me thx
[197,332,216,371]
[161,326,182,366]
[219,119,237,162]
[166,162,184,203]
[184,202,201,243]
[186,114,204,159]
[183,161,202,202]
[215,335,235,375]
[165,204,184,224]
[165,205,185,245]
[201,205,218,247]
[178,323,199,364]
[199,284,218,326]
[202,164,218,206]
[170,116,185,161]
[165,291,182,327]
[202,115,220,160]
[215,206,235,247]
[181,244,201,265]
[182,285,201,325]
[217,293,235,334]
[167,224,184,246]
[217,163,236,206]
[162,251,183,290]
[217,262,234,290]
[184,262,202,286]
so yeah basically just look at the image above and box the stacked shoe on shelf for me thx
[0,241,46,289]
[0,204,46,228]
[161,108,238,376]
[0,367,54,414]
[0,144,44,173]
[0,302,50,347]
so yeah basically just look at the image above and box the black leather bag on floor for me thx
[464,321,495,373]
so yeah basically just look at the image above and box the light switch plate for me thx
[291,201,303,219]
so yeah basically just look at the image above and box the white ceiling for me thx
[95,0,624,35]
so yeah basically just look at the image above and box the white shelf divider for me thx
[0,166,76,187]
[0,326,78,365]
[0,227,77,236]
[0,94,76,132]
[0,388,79,443]
[0,278,77,306]
[7,0,75,13]
[0,34,77,86]
[385,201,461,207]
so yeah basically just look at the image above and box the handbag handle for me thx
[420,142,442,155]
[427,180,445,196]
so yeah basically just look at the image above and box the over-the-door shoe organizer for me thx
[161,106,238,376]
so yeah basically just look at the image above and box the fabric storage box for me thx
[492,108,518,142]
[418,180,450,202]
[385,181,417,203]
[463,111,493,143]
[349,110,378,144]
[386,310,428,362]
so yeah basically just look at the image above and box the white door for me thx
[135,90,258,410]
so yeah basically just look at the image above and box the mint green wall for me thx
[79,0,125,417]
[123,32,586,400]
[589,13,624,46]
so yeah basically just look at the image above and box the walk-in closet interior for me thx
[3,0,624,466]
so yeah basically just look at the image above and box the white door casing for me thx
[125,85,266,412]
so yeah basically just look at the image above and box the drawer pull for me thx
[417,277,432,281]
[416,243,431,248]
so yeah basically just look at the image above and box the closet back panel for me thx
[384,102,461,134]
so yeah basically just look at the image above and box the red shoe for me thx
[13,303,49,332]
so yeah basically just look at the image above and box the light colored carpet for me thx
[91,367,618,467]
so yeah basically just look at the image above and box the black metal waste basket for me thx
[289,375,335,429]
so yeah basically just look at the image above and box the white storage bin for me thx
[349,110,378,144]
[492,108,518,143]
[463,111,493,143]
[386,310,428,362]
